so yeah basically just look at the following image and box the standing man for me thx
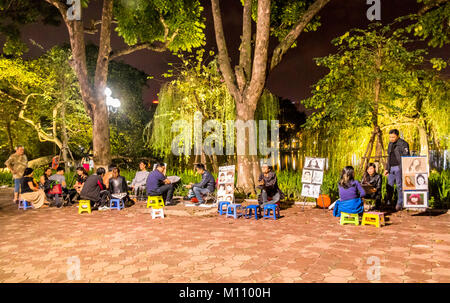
[384,129,410,211]
[184,163,216,205]
[5,145,28,204]
[146,162,174,205]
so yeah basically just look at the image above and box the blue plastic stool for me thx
[263,204,279,220]
[18,199,33,210]
[226,204,243,219]
[218,201,230,215]
[109,198,125,210]
[245,205,260,219]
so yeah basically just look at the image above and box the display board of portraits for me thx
[217,165,235,203]
[402,156,429,208]
[301,157,326,199]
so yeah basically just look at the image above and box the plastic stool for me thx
[109,198,125,210]
[245,205,260,219]
[18,200,33,210]
[226,204,243,219]
[340,212,359,226]
[263,204,279,220]
[147,195,164,209]
[151,208,164,219]
[78,200,91,214]
[362,212,384,228]
[218,201,230,215]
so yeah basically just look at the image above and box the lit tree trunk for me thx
[211,0,331,194]
[418,124,429,156]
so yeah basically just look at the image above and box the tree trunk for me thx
[418,124,429,157]
[92,100,111,168]
[60,101,70,172]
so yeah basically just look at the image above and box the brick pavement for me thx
[0,188,449,283]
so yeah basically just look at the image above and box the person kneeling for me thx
[257,164,285,211]
[109,167,134,207]
[333,166,366,217]
[184,163,215,205]
[80,167,110,211]
[146,162,174,205]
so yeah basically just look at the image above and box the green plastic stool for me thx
[340,212,359,226]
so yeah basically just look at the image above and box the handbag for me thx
[48,183,62,195]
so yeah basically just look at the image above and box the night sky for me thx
[13,0,450,111]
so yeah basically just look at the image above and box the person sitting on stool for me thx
[361,163,382,210]
[109,167,133,207]
[184,163,216,205]
[257,164,285,211]
[146,162,174,205]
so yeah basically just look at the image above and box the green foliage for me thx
[246,0,321,48]
[145,50,280,160]
[113,0,205,52]
[406,0,450,48]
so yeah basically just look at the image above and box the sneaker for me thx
[98,206,109,211]
[183,196,190,200]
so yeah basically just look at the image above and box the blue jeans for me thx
[189,187,211,203]
[14,179,21,193]
[387,165,403,207]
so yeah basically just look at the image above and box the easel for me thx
[302,190,327,212]
[361,126,387,172]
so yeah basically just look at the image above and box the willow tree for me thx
[211,0,331,193]
[2,0,206,168]
[302,22,449,171]
[145,51,279,173]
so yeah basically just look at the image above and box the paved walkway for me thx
[0,188,449,283]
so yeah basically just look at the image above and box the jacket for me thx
[192,170,216,192]
[386,138,410,171]
[257,171,285,201]
[80,175,106,201]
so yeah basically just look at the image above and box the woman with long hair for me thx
[20,168,49,209]
[333,166,366,217]
[361,163,382,209]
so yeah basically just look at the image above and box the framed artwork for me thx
[311,170,324,185]
[301,184,320,199]
[404,191,428,208]
[302,169,313,183]
[402,156,428,174]
[403,174,416,190]
[304,157,325,171]
[415,173,428,190]
[217,165,235,203]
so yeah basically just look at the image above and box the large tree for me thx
[210,0,331,193]
[0,0,206,168]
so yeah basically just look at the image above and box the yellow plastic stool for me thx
[147,195,164,209]
[340,212,359,226]
[362,212,384,228]
[78,200,91,214]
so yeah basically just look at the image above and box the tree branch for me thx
[210,0,240,102]
[109,42,168,60]
[418,0,447,15]
[270,0,331,72]
[238,0,252,82]
[247,0,271,103]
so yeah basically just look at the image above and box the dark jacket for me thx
[362,173,382,200]
[257,171,285,200]
[386,138,410,171]
[109,176,128,194]
[80,175,106,201]
[192,170,216,192]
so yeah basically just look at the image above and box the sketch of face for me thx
[310,160,319,168]
[416,175,426,186]
[410,159,422,172]
[226,195,232,202]
[410,197,419,204]
[226,184,233,192]
[219,173,226,183]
